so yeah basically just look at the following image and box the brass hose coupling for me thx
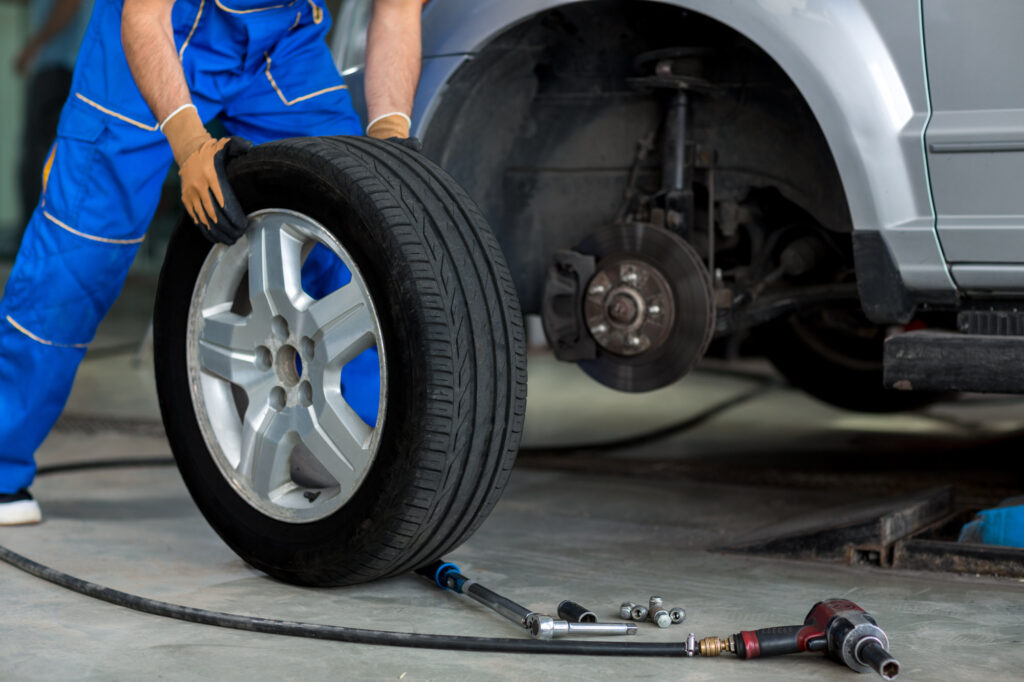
[699,635,737,657]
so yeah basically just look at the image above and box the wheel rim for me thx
[186,209,387,523]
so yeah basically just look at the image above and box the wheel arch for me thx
[421,0,924,231]
[415,0,955,302]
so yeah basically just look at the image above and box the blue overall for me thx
[0,0,379,494]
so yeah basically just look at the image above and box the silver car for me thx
[143,0,1024,587]
[334,0,1024,410]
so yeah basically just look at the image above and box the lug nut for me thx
[649,596,670,628]
[623,597,685,627]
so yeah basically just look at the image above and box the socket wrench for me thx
[417,560,637,640]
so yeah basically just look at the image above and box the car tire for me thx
[759,305,942,413]
[154,136,527,586]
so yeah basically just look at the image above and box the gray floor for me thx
[2,281,1024,680]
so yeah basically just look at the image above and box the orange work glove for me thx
[162,105,252,244]
[366,112,411,139]
[366,112,421,151]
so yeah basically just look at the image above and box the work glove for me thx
[366,112,421,151]
[163,105,252,244]
[386,136,422,152]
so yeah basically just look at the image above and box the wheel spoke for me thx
[197,310,268,390]
[238,404,294,497]
[308,285,377,365]
[299,396,374,487]
[201,307,254,347]
[248,218,305,317]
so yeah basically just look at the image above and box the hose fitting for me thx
[699,635,735,657]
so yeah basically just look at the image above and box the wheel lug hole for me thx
[301,336,315,361]
[269,386,287,411]
[272,315,290,340]
[254,346,272,371]
[298,381,313,407]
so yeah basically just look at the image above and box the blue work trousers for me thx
[0,0,367,494]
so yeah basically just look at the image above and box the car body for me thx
[332,0,1024,405]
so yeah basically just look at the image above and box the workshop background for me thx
[1,0,1023,680]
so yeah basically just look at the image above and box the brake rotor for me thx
[576,222,715,392]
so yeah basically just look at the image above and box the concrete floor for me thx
[2,277,1024,680]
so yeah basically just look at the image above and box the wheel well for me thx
[422,0,853,314]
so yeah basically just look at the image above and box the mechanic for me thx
[0,0,422,525]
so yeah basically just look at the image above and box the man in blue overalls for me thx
[0,0,422,524]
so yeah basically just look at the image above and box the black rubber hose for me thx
[37,457,174,476]
[0,543,689,655]
[0,459,694,657]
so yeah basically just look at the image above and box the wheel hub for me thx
[584,260,675,356]
[571,222,715,392]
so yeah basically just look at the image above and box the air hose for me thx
[523,379,776,454]
[0,458,695,657]
[0,381,767,657]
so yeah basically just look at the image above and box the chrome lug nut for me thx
[670,607,686,624]
[630,605,648,622]
[619,602,637,620]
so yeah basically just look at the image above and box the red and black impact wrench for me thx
[699,599,901,680]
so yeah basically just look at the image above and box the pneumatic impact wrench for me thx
[699,598,901,680]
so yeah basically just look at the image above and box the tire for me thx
[759,303,942,413]
[154,136,527,586]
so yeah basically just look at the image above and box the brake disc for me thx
[575,222,715,392]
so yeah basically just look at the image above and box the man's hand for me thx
[383,136,423,152]
[163,106,251,244]
[366,112,422,151]
[179,137,253,244]
[366,112,411,140]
